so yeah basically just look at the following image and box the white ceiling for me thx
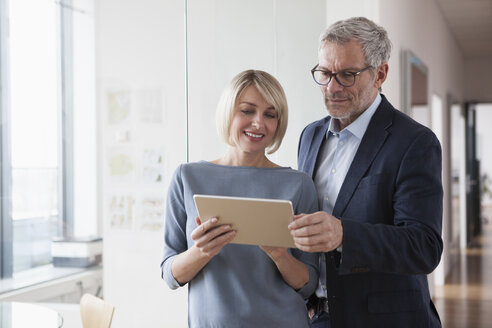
[435,0,492,58]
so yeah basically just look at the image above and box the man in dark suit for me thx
[288,17,443,328]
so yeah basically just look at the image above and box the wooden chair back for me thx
[80,293,115,328]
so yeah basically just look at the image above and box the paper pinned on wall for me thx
[111,129,132,144]
[142,148,165,184]
[107,147,135,183]
[108,194,135,229]
[140,196,165,231]
[107,89,131,124]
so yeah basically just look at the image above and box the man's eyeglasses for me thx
[310,65,372,87]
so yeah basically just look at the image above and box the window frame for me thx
[60,0,75,238]
[0,0,74,279]
[0,0,13,279]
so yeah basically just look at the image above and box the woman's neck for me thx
[212,148,279,168]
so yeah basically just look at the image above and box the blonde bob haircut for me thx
[216,70,288,155]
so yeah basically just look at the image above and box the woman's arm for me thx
[260,247,309,290]
[171,217,236,284]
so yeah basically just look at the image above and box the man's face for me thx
[317,40,382,129]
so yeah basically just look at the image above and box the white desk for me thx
[0,302,63,328]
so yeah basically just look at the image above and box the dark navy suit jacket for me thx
[298,95,443,328]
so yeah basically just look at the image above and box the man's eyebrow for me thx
[317,66,360,72]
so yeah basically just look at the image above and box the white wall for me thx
[376,0,465,107]
[274,1,327,167]
[186,0,276,163]
[325,0,380,24]
[96,0,188,327]
[465,58,492,103]
[187,0,326,168]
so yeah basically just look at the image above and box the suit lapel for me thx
[332,99,394,217]
[304,119,330,178]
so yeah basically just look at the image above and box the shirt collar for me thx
[326,93,381,140]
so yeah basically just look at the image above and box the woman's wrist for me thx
[190,244,215,262]
[265,247,289,263]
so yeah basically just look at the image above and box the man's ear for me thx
[374,63,389,89]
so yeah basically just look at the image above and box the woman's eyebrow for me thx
[239,101,275,110]
[239,101,257,106]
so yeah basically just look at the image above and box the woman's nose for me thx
[252,115,263,129]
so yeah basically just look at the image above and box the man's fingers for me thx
[289,212,342,253]
[293,233,331,252]
[293,233,339,253]
[289,215,307,229]
[293,213,306,220]
[294,242,327,253]
[292,233,326,247]
[290,223,322,238]
[289,214,313,230]
[289,212,327,230]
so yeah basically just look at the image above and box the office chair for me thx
[80,293,115,328]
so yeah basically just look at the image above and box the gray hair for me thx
[320,17,392,68]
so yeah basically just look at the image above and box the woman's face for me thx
[229,85,278,156]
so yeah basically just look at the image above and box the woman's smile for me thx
[244,131,264,139]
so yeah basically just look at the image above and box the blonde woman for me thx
[161,70,318,327]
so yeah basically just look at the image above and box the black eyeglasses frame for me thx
[310,65,373,87]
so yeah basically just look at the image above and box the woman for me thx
[161,70,318,327]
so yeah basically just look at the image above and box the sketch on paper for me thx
[108,194,134,229]
[110,129,131,144]
[107,147,135,183]
[107,90,131,124]
[140,196,165,231]
[142,148,165,184]
[136,89,164,123]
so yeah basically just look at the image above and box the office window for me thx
[0,0,90,277]
[9,0,61,273]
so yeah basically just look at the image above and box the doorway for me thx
[465,103,492,246]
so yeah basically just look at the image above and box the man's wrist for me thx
[337,218,343,250]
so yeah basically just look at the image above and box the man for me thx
[288,17,443,328]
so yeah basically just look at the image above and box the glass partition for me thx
[185,0,326,167]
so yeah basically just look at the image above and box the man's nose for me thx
[325,77,344,94]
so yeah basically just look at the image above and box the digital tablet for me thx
[193,194,295,248]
